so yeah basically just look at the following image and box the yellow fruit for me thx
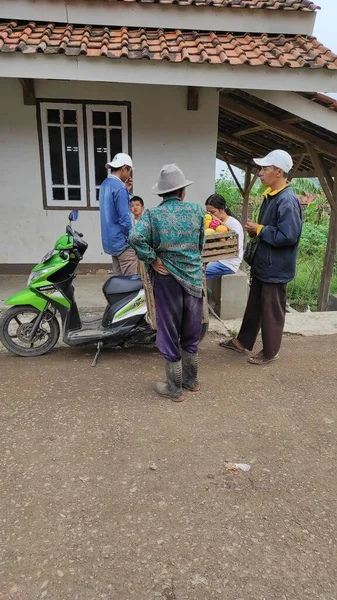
[205,228,214,236]
[215,225,228,233]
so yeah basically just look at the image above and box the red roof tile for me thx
[301,92,337,111]
[100,0,320,8]
[0,22,335,68]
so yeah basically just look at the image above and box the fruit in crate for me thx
[205,228,215,236]
[215,225,228,233]
[209,219,222,230]
[204,214,212,227]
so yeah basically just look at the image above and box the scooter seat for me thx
[103,275,143,297]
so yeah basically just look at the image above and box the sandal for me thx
[248,351,279,365]
[219,338,245,354]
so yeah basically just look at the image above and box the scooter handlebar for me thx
[72,248,83,261]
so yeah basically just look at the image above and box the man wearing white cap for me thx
[129,164,205,401]
[221,149,302,365]
[99,153,138,275]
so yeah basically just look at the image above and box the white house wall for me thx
[0,78,218,267]
[0,0,316,35]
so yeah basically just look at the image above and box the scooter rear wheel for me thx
[0,306,60,357]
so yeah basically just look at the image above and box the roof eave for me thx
[1,53,337,94]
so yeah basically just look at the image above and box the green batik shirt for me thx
[128,197,205,298]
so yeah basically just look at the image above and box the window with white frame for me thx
[39,102,130,208]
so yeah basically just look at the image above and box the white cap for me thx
[253,150,293,173]
[151,164,193,195]
[105,153,133,169]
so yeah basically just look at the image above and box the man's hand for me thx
[245,219,259,235]
[126,177,133,192]
[151,258,169,275]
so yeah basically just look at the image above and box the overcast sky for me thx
[313,0,337,54]
[216,1,337,178]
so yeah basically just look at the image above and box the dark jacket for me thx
[252,186,302,284]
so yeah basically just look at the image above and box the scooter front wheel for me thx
[0,306,60,357]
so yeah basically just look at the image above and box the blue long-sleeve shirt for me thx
[99,176,133,256]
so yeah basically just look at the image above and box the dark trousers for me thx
[154,274,203,363]
[237,277,287,359]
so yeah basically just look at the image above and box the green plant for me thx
[228,329,239,338]
[215,171,242,215]
[287,220,337,310]
[215,170,264,219]
[291,178,321,196]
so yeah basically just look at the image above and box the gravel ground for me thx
[0,333,337,600]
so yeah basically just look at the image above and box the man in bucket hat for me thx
[129,164,205,401]
[99,153,138,275]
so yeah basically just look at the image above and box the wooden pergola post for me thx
[242,167,258,230]
[308,147,337,311]
[224,161,258,231]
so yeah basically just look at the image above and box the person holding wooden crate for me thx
[129,164,205,401]
[204,194,244,279]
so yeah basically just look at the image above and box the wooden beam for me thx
[242,166,253,230]
[307,146,336,208]
[234,125,266,139]
[225,161,245,197]
[317,178,337,311]
[219,97,337,159]
[19,78,35,106]
[289,153,306,181]
[279,115,303,125]
[219,88,235,96]
[216,151,248,173]
[292,169,332,179]
[187,87,199,111]
[247,171,259,196]
[247,90,337,137]
[218,132,269,159]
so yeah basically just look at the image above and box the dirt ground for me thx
[0,333,337,600]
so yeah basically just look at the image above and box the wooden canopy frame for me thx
[217,90,337,311]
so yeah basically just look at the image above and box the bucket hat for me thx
[151,164,193,195]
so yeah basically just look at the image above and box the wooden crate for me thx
[202,231,238,264]
[139,261,156,330]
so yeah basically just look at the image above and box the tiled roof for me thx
[0,22,335,68]
[301,92,337,111]
[115,0,319,9]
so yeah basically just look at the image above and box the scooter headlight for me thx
[27,268,51,286]
[41,249,55,264]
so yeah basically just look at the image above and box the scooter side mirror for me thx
[69,210,79,223]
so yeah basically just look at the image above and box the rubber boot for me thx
[181,350,200,392]
[156,360,183,402]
